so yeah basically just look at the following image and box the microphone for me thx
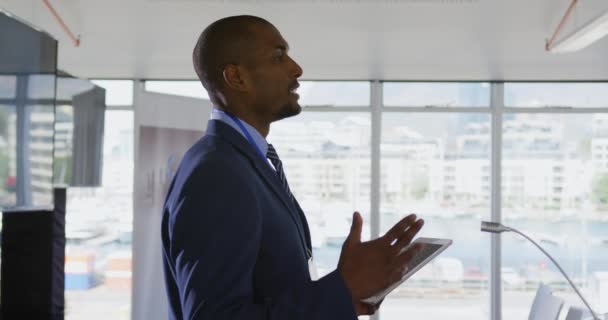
[480,221,601,320]
[480,221,510,233]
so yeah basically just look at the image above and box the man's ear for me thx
[222,64,249,92]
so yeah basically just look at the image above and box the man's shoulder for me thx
[182,133,250,171]
[164,134,255,208]
[172,134,255,193]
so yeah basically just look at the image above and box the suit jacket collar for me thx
[205,119,312,255]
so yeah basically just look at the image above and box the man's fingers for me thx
[383,214,417,244]
[346,211,363,245]
[391,219,424,255]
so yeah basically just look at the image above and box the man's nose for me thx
[290,57,303,78]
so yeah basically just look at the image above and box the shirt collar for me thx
[210,108,269,157]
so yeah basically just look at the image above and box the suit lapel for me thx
[292,198,312,252]
[205,120,309,251]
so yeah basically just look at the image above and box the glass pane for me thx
[381,113,490,320]
[505,83,608,108]
[55,77,106,187]
[501,113,608,318]
[144,80,209,100]
[0,104,16,207]
[0,75,16,98]
[383,82,490,107]
[297,81,369,107]
[267,111,371,278]
[53,104,74,183]
[27,104,55,207]
[64,110,133,320]
[91,80,134,106]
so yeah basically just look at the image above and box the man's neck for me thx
[216,107,270,138]
[239,114,270,138]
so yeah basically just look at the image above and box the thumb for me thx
[346,211,362,244]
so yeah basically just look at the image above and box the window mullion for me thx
[490,82,504,320]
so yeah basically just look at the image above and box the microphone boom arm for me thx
[481,221,600,320]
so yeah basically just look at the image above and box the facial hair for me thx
[274,101,302,122]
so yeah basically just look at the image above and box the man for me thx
[161,15,425,320]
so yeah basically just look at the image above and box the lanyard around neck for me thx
[219,109,267,162]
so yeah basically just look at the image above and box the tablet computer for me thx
[362,237,453,305]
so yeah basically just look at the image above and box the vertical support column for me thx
[15,75,32,206]
[490,82,504,320]
[370,80,382,320]
[130,79,144,320]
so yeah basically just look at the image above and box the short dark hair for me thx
[192,15,270,100]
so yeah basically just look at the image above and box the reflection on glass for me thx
[1,9,59,208]
[380,113,490,320]
[54,105,73,184]
[0,104,16,207]
[26,104,55,206]
[505,83,608,108]
[54,76,106,187]
[64,110,134,320]
[268,111,371,277]
[0,76,58,208]
[501,113,608,318]
[383,82,490,107]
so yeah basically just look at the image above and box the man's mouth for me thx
[289,82,299,94]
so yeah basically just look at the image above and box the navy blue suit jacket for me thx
[161,120,357,320]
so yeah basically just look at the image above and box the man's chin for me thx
[275,104,302,121]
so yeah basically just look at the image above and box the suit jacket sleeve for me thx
[166,156,358,320]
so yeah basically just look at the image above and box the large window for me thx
[265,81,372,275]
[380,83,491,320]
[138,80,608,319]
[380,82,607,319]
[268,111,372,277]
[45,80,608,319]
[501,84,608,318]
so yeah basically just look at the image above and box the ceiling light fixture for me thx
[546,0,608,53]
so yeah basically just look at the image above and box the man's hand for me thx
[338,211,424,305]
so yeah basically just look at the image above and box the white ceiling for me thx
[2,0,608,80]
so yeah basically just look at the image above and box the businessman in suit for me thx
[161,15,425,319]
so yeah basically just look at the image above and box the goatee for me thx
[275,103,302,121]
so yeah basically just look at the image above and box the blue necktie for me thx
[267,144,312,259]
[266,144,296,205]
